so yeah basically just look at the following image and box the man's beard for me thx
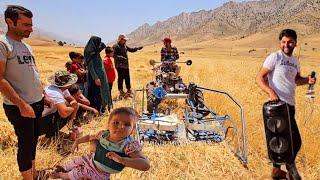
[14,29,31,38]
[281,47,294,56]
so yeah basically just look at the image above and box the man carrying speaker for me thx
[256,29,316,180]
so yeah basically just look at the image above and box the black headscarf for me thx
[84,36,106,63]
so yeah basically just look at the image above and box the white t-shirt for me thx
[42,85,71,117]
[263,50,300,105]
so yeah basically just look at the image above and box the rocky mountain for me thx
[127,0,320,46]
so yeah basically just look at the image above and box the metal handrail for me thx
[196,86,248,164]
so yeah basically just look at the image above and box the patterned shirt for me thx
[161,46,179,61]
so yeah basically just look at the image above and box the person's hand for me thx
[70,100,79,108]
[95,79,101,86]
[106,152,123,164]
[93,109,99,116]
[268,90,279,102]
[99,42,106,52]
[71,141,79,153]
[138,46,143,50]
[70,100,79,113]
[18,102,36,118]
[124,141,142,155]
[308,75,316,85]
[44,94,54,108]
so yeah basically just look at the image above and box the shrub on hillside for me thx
[57,41,64,46]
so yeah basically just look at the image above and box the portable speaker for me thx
[263,100,294,163]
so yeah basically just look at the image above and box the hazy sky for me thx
[0,0,239,43]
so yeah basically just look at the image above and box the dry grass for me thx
[0,32,320,179]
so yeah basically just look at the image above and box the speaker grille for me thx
[269,137,289,154]
[263,100,294,163]
[266,116,287,133]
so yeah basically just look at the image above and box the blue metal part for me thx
[153,87,167,99]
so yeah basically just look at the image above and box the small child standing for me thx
[68,52,87,92]
[50,107,150,180]
[103,46,116,99]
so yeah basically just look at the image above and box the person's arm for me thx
[126,45,140,53]
[43,92,54,108]
[41,83,54,108]
[0,58,35,118]
[66,91,90,106]
[75,93,90,105]
[64,93,75,103]
[56,102,74,119]
[295,72,310,86]
[87,60,98,80]
[78,103,99,116]
[75,68,86,77]
[69,100,79,121]
[75,133,99,144]
[106,150,150,171]
[174,47,179,60]
[160,47,165,61]
[256,67,279,101]
[63,91,79,120]
[87,60,101,86]
[71,131,103,152]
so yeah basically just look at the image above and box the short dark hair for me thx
[69,52,81,60]
[108,107,138,123]
[65,61,72,69]
[68,84,80,95]
[279,29,297,42]
[105,46,114,54]
[4,5,33,25]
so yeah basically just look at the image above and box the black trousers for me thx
[116,68,131,91]
[3,99,44,172]
[109,82,113,98]
[88,83,102,112]
[38,112,68,138]
[273,104,302,167]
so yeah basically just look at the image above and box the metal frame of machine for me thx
[131,58,248,165]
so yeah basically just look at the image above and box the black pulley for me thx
[186,60,192,65]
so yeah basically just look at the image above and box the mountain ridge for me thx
[126,0,320,46]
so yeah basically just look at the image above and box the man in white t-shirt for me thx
[256,29,316,180]
[38,70,79,140]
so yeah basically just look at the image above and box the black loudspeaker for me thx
[263,100,294,163]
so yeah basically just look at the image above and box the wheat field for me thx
[0,32,319,179]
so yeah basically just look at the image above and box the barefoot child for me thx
[51,107,150,179]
